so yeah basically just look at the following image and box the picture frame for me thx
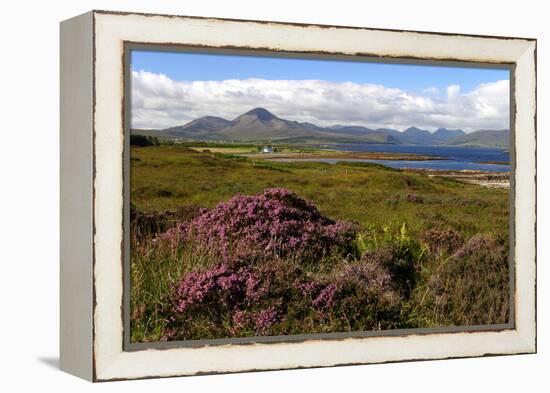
[60,10,537,382]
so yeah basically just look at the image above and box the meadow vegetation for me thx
[130,144,510,343]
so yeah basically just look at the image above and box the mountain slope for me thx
[445,129,510,148]
[217,108,315,140]
[327,125,373,136]
[399,127,434,145]
[151,107,508,147]
[432,128,466,144]
[163,116,232,138]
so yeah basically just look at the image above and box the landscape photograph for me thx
[128,49,511,343]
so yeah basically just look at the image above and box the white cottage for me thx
[261,146,274,153]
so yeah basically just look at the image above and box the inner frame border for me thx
[122,42,517,352]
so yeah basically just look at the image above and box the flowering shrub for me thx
[158,188,357,264]
[360,246,419,299]
[340,260,401,306]
[332,261,404,329]
[142,188,509,340]
[292,253,405,330]
[160,222,508,338]
[230,307,283,334]
[171,263,262,314]
[160,202,426,339]
[312,284,338,309]
[166,261,296,339]
[167,256,406,339]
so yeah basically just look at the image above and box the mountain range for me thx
[136,107,510,148]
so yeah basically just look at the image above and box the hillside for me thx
[217,108,316,140]
[432,128,467,143]
[163,116,232,138]
[444,129,510,148]
[134,107,509,147]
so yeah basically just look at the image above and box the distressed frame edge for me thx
[90,11,537,381]
[59,10,95,381]
[92,8,537,42]
[513,40,537,354]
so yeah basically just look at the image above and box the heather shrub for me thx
[166,260,304,339]
[158,188,357,265]
[411,234,509,326]
[360,246,418,299]
[289,258,405,332]
[421,227,464,256]
[166,251,413,339]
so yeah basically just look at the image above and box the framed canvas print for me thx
[60,10,537,382]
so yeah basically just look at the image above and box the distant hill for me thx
[163,116,232,138]
[400,127,435,145]
[444,129,510,148]
[135,107,509,147]
[327,124,373,135]
[432,128,466,144]
[217,108,315,140]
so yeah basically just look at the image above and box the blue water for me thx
[319,144,510,172]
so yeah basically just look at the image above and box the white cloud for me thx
[131,70,509,132]
[446,84,461,99]
[422,87,440,95]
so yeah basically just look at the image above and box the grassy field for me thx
[130,144,510,342]
[131,145,508,238]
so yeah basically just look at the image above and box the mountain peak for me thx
[432,128,466,143]
[242,107,277,121]
[404,127,429,134]
[158,108,507,147]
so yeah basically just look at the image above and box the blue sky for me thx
[130,50,510,131]
[131,50,509,94]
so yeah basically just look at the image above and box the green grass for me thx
[131,145,509,239]
[129,145,510,342]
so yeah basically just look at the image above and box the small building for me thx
[261,146,274,153]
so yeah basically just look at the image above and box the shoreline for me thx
[252,152,510,189]
[403,169,510,189]
[186,145,511,189]
[245,150,443,161]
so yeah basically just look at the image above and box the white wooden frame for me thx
[60,10,537,382]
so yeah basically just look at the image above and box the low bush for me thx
[165,255,408,339]
[421,227,464,256]
[157,188,357,265]
[411,234,509,326]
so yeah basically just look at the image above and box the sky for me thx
[131,50,510,132]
